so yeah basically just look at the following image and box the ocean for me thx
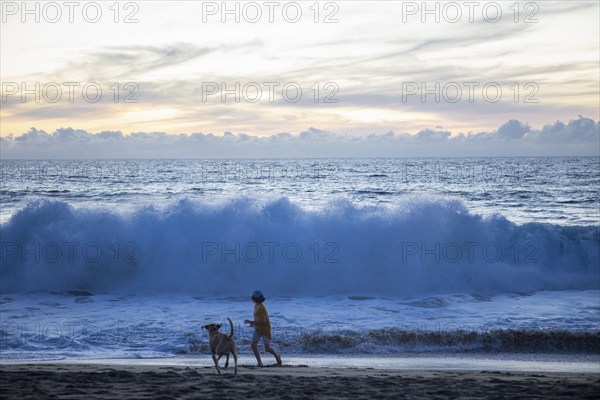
[1,157,599,365]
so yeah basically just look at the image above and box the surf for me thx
[1,197,598,295]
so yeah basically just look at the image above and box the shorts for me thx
[252,329,271,346]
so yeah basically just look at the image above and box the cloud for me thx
[1,117,598,159]
[47,41,258,83]
[496,120,530,140]
[529,116,599,143]
[415,129,452,142]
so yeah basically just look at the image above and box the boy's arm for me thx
[244,319,266,327]
[253,307,268,327]
[245,307,268,327]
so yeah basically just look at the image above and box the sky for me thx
[1,0,599,157]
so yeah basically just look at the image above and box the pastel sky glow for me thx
[1,0,599,157]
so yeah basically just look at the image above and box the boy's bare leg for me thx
[265,344,282,366]
[251,342,264,367]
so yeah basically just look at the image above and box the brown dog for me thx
[202,317,238,375]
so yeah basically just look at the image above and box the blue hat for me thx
[251,290,264,298]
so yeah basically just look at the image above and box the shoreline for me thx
[1,363,599,399]
[2,352,599,373]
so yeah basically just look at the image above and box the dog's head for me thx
[202,323,222,335]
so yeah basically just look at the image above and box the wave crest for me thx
[1,197,598,294]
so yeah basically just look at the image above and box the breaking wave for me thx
[1,197,598,295]
[185,325,600,354]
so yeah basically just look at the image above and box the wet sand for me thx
[1,363,598,399]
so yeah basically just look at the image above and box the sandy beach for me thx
[1,363,598,399]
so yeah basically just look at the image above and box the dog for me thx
[202,317,238,375]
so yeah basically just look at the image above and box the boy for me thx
[244,290,282,367]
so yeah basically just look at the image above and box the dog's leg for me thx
[233,349,238,375]
[224,354,229,369]
[212,353,221,375]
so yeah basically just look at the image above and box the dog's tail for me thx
[227,317,234,340]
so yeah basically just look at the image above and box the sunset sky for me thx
[1,1,599,157]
